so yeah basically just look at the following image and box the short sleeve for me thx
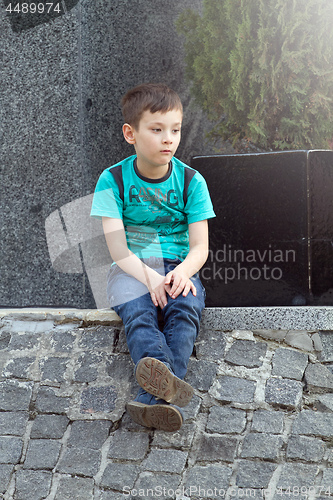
[185,171,216,224]
[90,169,123,220]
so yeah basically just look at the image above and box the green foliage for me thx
[176,0,333,150]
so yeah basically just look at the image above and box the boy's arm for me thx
[165,219,209,299]
[102,217,170,308]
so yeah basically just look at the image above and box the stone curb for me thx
[2,306,333,330]
[0,309,121,325]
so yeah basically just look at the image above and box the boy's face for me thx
[123,108,182,178]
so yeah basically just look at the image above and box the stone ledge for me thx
[2,306,333,330]
[202,306,333,331]
[0,308,121,325]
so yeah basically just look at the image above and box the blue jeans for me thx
[110,258,206,384]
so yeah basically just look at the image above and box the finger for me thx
[158,290,168,309]
[182,282,191,297]
[190,281,197,296]
[171,282,184,299]
[150,291,158,307]
[164,272,173,285]
[170,276,182,296]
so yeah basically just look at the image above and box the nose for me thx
[162,133,172,144]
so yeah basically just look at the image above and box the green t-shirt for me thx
[90,155,216,261]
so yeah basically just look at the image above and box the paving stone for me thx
[292,409,333,437]
[251,409,284,433]
[3,321,40,334]
[74,352,101,382]
[0,330,11,350]
[133,472,181,498]
[326,364,333,375]
[107,355,135,382]
[312,333,323,351]
[51,331,76,352]
[284,331,314,351]
[108,430,149,460]
[99,491,126,500]
[114,327,129,354]
[8,332,41,350]
[152,422,196,450]
[0,380,32,411]
[35,386,70,414]
[224,340,267,368]
[0,464,14,494]
[100,462,139,490]
[185,359,218,392]
[182,394,202,421]
[23,439,61,469]
[277,463,319,488]
[196,327,223,343]
[185,464,232,496]
[40,357,69,382]
[54,475,94,500]
[253,329,287,342]
[328,449,333,465]
[195,336,226,361]
[322,468,333,488]
[317,393,333,412]
[68,420,112,449]
[206,406,247,434]
[56,447,101,477]
[14,469,52,500]
[211,376,256,403]
[231,330,255,340]
[236,460,277,488]
[0,437,23,464]
[119,412,146,432]
[2,357,35,379]
[142,449,188,473]
[80,385,117,413]
[304,363,333,391]
[286,435,325,462]
[33,321,55,333]
[30,414,70,439]
[265,378,303,408]
[0,411,29,436]
[240,433,282,460]
[271,348,308,381]
[79,326,115,349]
[197,433,238,462]
[318,332,333,362]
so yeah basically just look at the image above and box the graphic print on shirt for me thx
[127,184,187,237]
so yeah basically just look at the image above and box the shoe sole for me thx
[135,357,193,407]
[126,401,183,432]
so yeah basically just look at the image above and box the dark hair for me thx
[121,83,183,129]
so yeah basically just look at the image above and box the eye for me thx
[152,128,161,132]
[173,129,180,134]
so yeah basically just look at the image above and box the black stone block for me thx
[192,150,333,307]
[308,151,333,304]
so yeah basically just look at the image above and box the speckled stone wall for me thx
[0,0,210,308]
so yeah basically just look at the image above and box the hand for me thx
[164,266,197,300]
[149,272,170,309]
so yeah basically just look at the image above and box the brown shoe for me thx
[135,357,193,407]
[126,401,183,432]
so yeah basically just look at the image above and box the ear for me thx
[122,123,136,144]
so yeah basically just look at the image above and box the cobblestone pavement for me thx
[1,308,333,500]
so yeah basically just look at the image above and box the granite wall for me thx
[1,0,211,308]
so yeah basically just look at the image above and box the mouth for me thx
[161,150,171,153]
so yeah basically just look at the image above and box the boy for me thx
[90,83,215,431]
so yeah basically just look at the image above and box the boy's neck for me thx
[136,159,170,180]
